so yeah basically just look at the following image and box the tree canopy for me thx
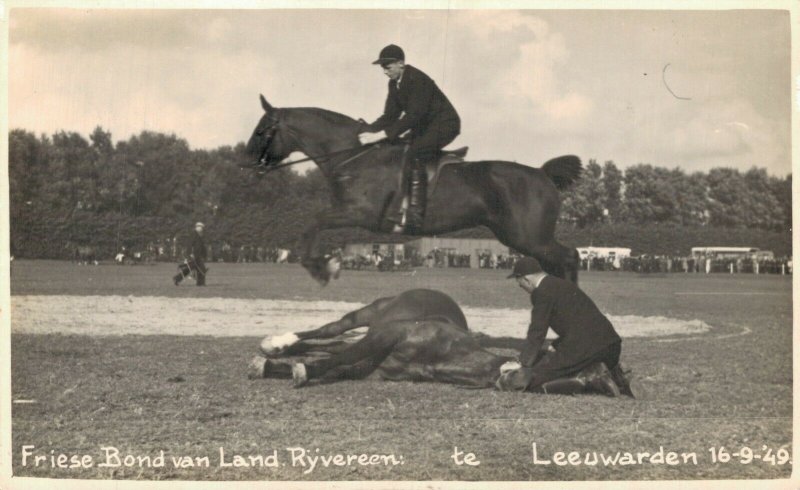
[8,127,792,259]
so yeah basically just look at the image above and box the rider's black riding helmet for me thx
[372,44,405,65]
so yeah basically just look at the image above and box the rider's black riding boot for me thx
[386,153,411,227]
[406,161,427,232]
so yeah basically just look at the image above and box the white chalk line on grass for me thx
[10,295,712,339]
[652,324,752,343]
[675,292,788,296]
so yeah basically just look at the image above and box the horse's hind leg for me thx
[298,324,405,386]
[532,241,580,285]
[498,232,579,284]
[522,241,579,283]
[259,296,395,356]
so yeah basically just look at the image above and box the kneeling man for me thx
[497,257,636,397]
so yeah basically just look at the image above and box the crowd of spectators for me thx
[581,254,793,275]
[117,237,793,276]
[476,252,519,270]
[123,238,296,264]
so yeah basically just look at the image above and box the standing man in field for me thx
[173,222,208,286]
[358,44,461,231]
[497,257,637,397]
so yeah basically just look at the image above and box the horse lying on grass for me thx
[249,289,623,396]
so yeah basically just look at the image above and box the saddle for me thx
[424,146,469,195]
[387,145,469,234]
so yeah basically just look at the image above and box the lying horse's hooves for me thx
[260,332,300,357]
[247,356,267,379]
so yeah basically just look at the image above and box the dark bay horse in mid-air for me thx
[249,289,620,396]
[245,95,582,285]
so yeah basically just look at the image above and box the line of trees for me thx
[8,127,792,259]
[560,159,791,230]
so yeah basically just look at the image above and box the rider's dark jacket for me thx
[518,275,621,367]
[366,65,460,142]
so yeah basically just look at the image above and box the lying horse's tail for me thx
[541,155,582,191]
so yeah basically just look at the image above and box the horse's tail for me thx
[541,155,582,191]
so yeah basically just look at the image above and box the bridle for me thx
[254,109,282,167]
[245,109,389,175]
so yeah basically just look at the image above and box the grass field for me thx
[9,260,793,481]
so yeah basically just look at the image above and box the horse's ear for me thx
[260,94,273,112]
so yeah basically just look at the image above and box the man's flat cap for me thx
[507,256,544,278]
[372,44,405,65]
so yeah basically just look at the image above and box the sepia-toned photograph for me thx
[2,2,796,487]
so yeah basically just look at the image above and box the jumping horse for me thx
[245,95,582,285]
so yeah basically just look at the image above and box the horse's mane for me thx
[295,107,359,128]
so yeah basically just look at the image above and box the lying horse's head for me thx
[246,95,295,167]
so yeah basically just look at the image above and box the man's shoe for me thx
[584,362,621,397]
[292,363,308,388]
[611,362,638,398]
[173,275,181,286]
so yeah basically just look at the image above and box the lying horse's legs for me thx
[429,354,511,388]
[248,356,294,379]
[298,296,395,340]
[260,295,395,356]
[293,324,406,387]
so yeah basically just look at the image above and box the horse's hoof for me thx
[304,258,332,285]
[292,363,308,388]
[260,332,300,357]
[247,356,267,379]
[314,268,331,286]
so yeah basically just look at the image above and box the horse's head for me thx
[246,95,363,170]
[246,95,295,167]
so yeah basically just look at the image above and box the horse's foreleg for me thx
[300,207,369,285]
[260,296,395,357]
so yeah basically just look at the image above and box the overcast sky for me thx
[8,8,792,175]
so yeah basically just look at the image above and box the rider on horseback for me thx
[358,44,461,231]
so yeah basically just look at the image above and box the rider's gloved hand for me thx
[359,131,387,145]
[356,118,369,133]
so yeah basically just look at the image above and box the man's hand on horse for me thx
[359,131,387,145]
